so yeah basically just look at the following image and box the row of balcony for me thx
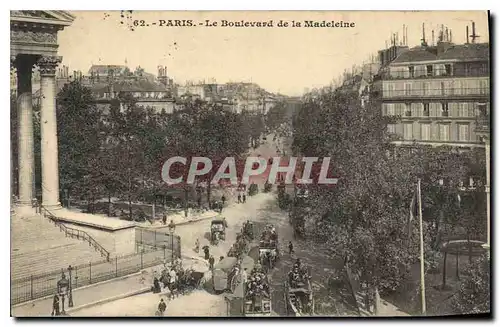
[378,67,490,81]
[381,87,489,99]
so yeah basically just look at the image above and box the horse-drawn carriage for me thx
[243,266,272,316]
[210,219,226,245]
[158,263,205,297]
[259,224,279,271]
[212,256,255,294]
[284,261,314,316]
[227,233,249,258]
[242,220,254,240]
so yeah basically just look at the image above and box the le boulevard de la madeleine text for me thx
[131,19,356,28]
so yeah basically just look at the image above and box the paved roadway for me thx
[69,192,359,316]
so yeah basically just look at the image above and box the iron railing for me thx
[40,206,110,262]
[382,87,489,98]
[135,228,182,259]
[11,248,169,305]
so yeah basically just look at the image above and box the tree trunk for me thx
[207,182,212,207]
[106,193,110,216]
[128,195,132,221]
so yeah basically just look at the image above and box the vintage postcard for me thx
[10,10,490,317]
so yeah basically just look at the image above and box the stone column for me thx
[14,55,36,214]
[38,56,62,210]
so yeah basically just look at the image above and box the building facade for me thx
[373,40,490,148]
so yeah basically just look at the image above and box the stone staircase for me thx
[11,214,106,280]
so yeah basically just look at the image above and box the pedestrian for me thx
[242,193,246,203]
[153,276,161,293]
[51,294,60,316]
[237,193,241,203]
[162,212,167,225]
[203,245,210,260]
[209,255,215,270]
[158,298,167,316]
[221,195,226,206]
[288,241,294,254]
[194,238,200,253]
[242,268,248,284]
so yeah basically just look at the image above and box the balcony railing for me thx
[381,67,490,80]
[383,88,489,98]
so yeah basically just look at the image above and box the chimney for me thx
[406,26,409,46]
[450,29,452,42]
[466,25,469,44]
[471,21,479,43]
[421,23,427,46]
[402,24,406,45]
[445,27,449,41]
[432,30,435,45]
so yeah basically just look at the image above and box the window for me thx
[408,66,415,78]
[445,64,452,76]
[421,124,431,141]
[458,124,470,142]
[422,82,429,96]
[404,83,412,96]
[423,103,430,116]
[439,124,450,141]
[385,103,395,116]
[426,65,433,76]
[479,80,489,95]
[442,103,449,117]
[387,124,396,134]
[403,123,413,140]
[458,103,472,117]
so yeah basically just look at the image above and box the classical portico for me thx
[11,11,75,215]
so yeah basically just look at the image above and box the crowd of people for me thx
[260,224,278,246]
[245,264,270,302]
[288,258,311,289]
[153,258,203,299]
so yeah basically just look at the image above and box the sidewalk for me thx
[12,255,209,317]
[11,272,150,317]
[135,210,220,229]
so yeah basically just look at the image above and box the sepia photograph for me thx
[9,10,491,318]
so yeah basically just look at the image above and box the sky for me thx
[57,11,489,96]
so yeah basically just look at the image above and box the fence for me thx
[11,248,169,306]
[135,228,182,259]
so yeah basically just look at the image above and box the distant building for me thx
[372,23,490,149]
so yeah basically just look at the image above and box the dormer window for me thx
[445,64,452,76]
[426,65,433,76]
[408,66,415,78]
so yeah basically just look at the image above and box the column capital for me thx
[38,56,62,76]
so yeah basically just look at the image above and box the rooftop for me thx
[391,42,489,64]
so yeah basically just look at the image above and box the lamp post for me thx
[67,265,74,307]
[168,220,176,263]
[57,272,69,315]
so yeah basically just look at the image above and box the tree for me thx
[56,81,102,207]
[293,86,489,312]
[453,253,490,314]
[265,101,288,132]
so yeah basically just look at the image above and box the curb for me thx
[67,287,151,315]
[136,213,219,229]
[11,271,143,309]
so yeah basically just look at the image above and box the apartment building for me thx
[372,28,490,148]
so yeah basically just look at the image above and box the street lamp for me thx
[57,272,69,315]
[168,220,176,263]
[67,265,74,308]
